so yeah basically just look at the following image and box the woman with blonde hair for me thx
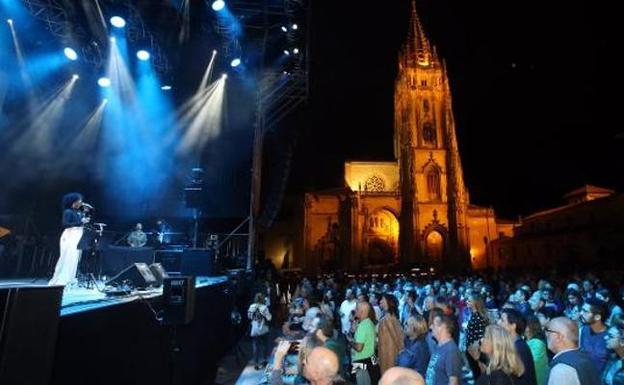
[469,324,525,385]
[396,314,430,377]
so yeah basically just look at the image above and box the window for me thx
[423,122,436,145]
[423,99,430,112]
[427,169,441,200]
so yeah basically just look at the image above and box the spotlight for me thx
[110,16,126,28]
[221,73,228,79]
[281,26,288,33]
[103,98,108,104]
[64,47,78,61]
[283,49,290,56]
[97,77,111,88]
[161,85,172,90]
[109,36,116,43]
[293,48,299,54]
[291,24,298,30]
[212,50,217,55]
[136,50,150,61]
[230,58,241,67]
[212,0,225,11]
[72,74,79,80]
[7,19,13,25]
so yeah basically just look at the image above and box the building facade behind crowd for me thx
[258,271,624,385]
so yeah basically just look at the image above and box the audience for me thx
[378,294,405,375]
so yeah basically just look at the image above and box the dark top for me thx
[466,312,489,347]
[397,335,430,377]
[548,348,600,385]
[62,209,83,228]
[476,369,516,385]
[514,337,537,385]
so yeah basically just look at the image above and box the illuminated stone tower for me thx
[394,1,470,268]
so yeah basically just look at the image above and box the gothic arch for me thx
[421,222,449,264]
[365,207,400,265]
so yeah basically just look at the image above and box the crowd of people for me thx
[247,271,624,385]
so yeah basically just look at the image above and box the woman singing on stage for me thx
[48,192,89,286]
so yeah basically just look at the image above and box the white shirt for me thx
[339,299,357,334]
[547,348,581,385]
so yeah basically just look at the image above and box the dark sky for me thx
[289,0,622,219]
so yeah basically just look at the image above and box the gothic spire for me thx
[406,0,432,66]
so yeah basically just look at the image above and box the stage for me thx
[0,275,237,385]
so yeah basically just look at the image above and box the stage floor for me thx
[0,276,228,316]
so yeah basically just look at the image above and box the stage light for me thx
[281,26,288,32]
[212,0,225,11]
[213,50,217,55]
[136,50,150,61]
[64,47,78,61]
[7,19,13,25]
[283,49,290,56]
[230,58,241,67]
[109,36,116,43]
[161,85,172,90]
[97,77,111,88]
[291,23,298,30]
[110,16,126,28]
[103,98,108,103]
[293,48,299,54]
[72,74,79,80]
[221,73,227,79]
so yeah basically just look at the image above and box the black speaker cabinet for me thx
[0,285,63,385]
[162,276,195,325]
[104,262,157,289]
[154,249,183,274]
[181,248,219,276]
[149,263,168,287]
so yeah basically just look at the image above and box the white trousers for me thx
[49,226,83,286]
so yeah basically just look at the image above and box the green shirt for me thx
[527,338,549,385]
[353,318,376,361]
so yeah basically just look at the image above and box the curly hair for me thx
[61,192,83,210]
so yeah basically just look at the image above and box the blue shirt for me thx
[580,325,609,374]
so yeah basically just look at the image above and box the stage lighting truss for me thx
[21,0,170,75]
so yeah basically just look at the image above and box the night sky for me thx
[289,0,622,219]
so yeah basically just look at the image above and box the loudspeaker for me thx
[154,249,183,274]
[181,248,219,276]
[105,262,157,289]
[162,276,195,325]
[0,286,63,385]
[149,263,168,287]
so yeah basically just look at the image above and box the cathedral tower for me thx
[394,1,470,268]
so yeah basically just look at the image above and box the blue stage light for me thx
[161,85,172,90]
[98,77,111,88]
[221,73,228,79]
[110,16,126,28]
[281,25,288,32]
[64,47,78,61]
[283,49,290,56]
[212,0,225,11]
[7,19,13,25]
[230,58,241,67]
[136,50,150,61]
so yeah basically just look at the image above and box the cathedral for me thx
[268,2,515,272]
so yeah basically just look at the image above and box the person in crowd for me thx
[425,314,462,385]
[378,294,405,374]
[583,280,596,301]
[397,314,430,377]
[564,290,584,322]
[498,308,537,385]
[603,315,624,385]
[127,223,147,247]
[579,298,609,374]
[272,342,344,385]
[340,289,358,336]
[468,324,525,385]
[545,316,600,385]
[401,291,418,325]
[369,292,383,322]
[515,289,533,316]
[348,301,380,385]
[466,294,490,348]
[597,288,623,327]
[248,292,273,370]
[315,315,349,378]
[379,366,425,385]
[524,315,549,385]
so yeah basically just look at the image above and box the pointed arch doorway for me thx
[366,208,399,265]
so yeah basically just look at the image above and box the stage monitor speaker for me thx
[104,262,157,289]
[149,263,168,287]
[162,276,195,325]
[0,285,63,385]
[154,249,183,274]
[181,248,220,276]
